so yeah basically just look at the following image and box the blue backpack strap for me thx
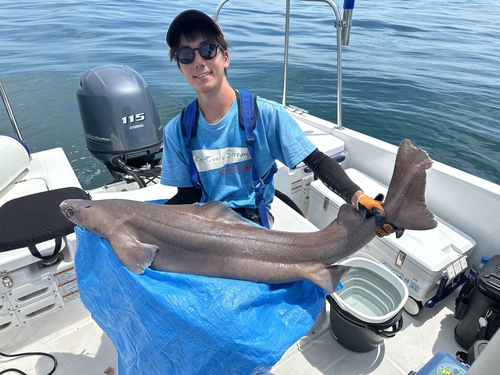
[181,99,207,199]
[236,90,278,229]
[236,90,259,183]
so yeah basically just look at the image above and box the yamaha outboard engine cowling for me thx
[77,65,162,185]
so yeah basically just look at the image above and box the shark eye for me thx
[66,208,76,217]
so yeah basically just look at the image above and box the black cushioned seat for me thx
[0,187,90,259]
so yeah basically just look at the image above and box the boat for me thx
[1,0,499,374]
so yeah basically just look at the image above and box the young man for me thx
[161,9,392,235]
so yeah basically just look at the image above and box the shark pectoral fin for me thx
[108,234,158,274]
[312,264,352,293]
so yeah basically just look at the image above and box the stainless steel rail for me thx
[0,79,23,140]
[214,0,350,130]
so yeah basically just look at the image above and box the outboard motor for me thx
[77,65,162,187]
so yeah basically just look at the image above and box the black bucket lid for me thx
[476,255,500,300]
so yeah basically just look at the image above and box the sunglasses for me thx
[174,43,221,65]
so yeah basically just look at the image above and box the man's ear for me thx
[223,50,230,69]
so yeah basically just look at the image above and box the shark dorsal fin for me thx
[198,201,257,227]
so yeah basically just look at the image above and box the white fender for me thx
[0,135,31,192]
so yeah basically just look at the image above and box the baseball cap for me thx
[166,9,224,47]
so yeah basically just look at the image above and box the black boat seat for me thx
[0,187,90,260]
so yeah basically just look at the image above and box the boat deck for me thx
[272,290,462,374]
[0,288,462,374]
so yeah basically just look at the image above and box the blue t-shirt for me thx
[161,96,316,210]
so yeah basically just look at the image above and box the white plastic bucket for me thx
[333,257,409,323]
[327,257,409,352]
[0,135,30,192]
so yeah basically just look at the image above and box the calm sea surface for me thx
[1,0,499,189]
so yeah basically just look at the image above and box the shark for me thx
[60,139,437,293]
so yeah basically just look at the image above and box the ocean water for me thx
[1,0,499,189]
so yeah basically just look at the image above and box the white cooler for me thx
[309,168,476,315]
[274,123,345,216]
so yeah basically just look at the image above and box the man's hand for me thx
[357,194,386,227]
[355,192,404,238]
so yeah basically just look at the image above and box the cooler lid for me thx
[476,255,500,300]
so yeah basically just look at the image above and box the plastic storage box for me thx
[309,168,476,314]
[274,122,345,217]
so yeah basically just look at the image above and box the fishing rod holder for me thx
[214,0,356,130]
[335,19,349,28]
[341,0,355,46]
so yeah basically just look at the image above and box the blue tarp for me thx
[75,227,328,375]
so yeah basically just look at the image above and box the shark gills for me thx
[61,139,437,293]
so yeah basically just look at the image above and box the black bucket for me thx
[327,294,404,352]
[326,258,408,352]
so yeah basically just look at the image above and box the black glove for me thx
[357,194,386,227]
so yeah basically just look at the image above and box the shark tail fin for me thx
[384,139,437,231]
[310,264,351,293]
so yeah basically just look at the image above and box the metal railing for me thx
[214,0,355,130]
[0,79,23,140]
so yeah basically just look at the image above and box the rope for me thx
[0,350,57,375]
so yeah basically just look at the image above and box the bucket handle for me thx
[368,313,404,338]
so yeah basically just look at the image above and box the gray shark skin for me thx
[60,139,437,293]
